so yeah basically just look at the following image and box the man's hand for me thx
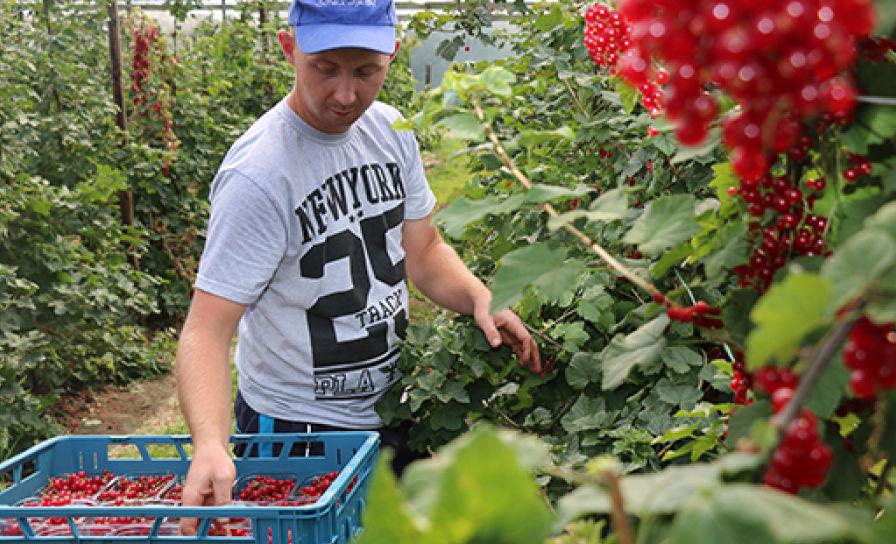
[473,303,542,374]
[179,445,236,535]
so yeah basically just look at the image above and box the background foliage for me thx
[0,0,430,459]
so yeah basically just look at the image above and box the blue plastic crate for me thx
[0,433,379,543]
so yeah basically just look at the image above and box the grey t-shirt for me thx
[196,99,437,428]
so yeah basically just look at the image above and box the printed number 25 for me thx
[298,204,407,368]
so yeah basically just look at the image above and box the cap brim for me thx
[296,23,395,54]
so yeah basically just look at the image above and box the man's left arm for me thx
[402,216,542,373]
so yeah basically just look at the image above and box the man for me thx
[176,0,541,534]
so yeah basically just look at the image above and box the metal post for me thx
[106,0,139,269]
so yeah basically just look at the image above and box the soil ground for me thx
[51,373,183,435]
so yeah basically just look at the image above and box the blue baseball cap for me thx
[288,0,397,55]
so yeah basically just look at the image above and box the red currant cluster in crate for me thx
[843,317,896,398]
[42,470,114,500]
[0,469,348,538]
[96,474,174,503]
[237,475,295,503]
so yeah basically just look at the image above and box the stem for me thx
[771,316,858,432]
[857,95,896,106]
[562,78,589,119]
[492,407,521,429]
[604,471,636,544]
[525,323,564,350]
[875,460,892,497]
[471,101,663,299]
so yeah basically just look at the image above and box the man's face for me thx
[282,37,393,134]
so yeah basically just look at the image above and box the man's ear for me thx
[277,28,297,65]
[389,39,401,61]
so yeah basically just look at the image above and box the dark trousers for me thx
[234,390,424,476]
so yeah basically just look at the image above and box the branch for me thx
[857,95,896,106]
[771,315,859,432]
[471,101,663,299]
[875,459,892,497]
[604,470,636,544]
[541,465,635,544]
[561,78,590,119]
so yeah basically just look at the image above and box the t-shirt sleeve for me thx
[195,169,288,305]
[400,131,437,220]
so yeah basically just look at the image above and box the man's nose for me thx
[333,76,357,106]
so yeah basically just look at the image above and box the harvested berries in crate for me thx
[0,433,379,543]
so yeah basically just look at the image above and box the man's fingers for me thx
[494,310,542,373]
[179,481,206,536]
[474,312,502,347]
[179,516,200,536]
[213,474,234,506]
[526,337,542,372]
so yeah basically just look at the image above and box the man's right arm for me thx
[176,289,246,535]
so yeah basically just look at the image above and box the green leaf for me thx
[614,78,639,113]
[490,243,569,312]
[724,400,771,448]
[874,0,896,34]
[822,228,896,315]
[437,112,484,140]
[534,261,586,305]
[435,194,526,239]
[565,352,601,390]
[355,454,427,544]
[556,454,761,522]
[662,346,703,373]
[655,423,698,443]
[550,321,590,352]
[525,183,590,203]
[821,423,869,500]
[518,126,575,147]
[803,355,849,419]
[879,390,896,462]
[702,222,750,278]
[671,128,721,164]
[708,162,739,204]
[479,66,516,98]
[561,395,613,433]
[601,315,669,390]
[845,105,896,151]
[623,194,701,256]
[429,427,553,543]
[873,496,896,544]
[656,379,703,408]
[651,242,692,278]
[435,36,464,61]
[533,8,563,31]
[433,381,470,404]
[746,274,832,368]
[665,487,779,544]
[867,201,896,238]
[547,188,628,230]
[712,485,872,542]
